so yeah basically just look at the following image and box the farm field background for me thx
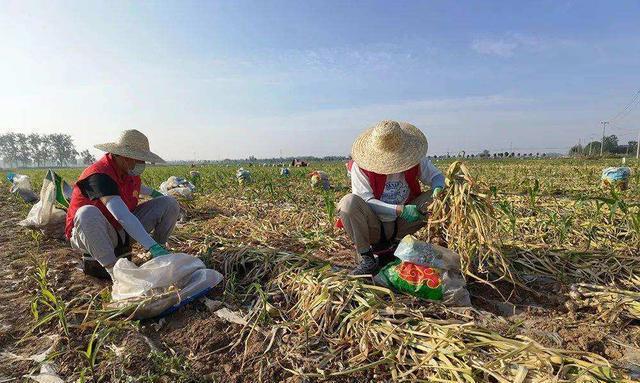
[1,158,639,382]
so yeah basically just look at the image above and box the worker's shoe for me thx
[82,255,112,280]
[373,243,399,269]
[350,252,379,276]
[114,243,133,259]
[376,252,397,269]
[82,246,132,280]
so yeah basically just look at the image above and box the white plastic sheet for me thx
[236,168,251,184]
[159,176,196,200]
[10,174,39,203]
[393,236,461,271]
[441,270,471,307]
[111,253,223,319]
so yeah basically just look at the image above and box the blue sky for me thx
[1,0,639,160]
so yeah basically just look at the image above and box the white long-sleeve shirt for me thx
[103,196,157,249]
[351,157,444,222]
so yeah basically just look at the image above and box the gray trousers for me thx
[337,193,432,256]
[70,196,180,268]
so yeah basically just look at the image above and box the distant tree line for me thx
[569,135,638,157]
[428,151,553,160]
[217,155,349,165]
[0,132,96,168]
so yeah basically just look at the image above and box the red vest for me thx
[65,154,141,239]
[358,163,422,203]
[336,161,422,228]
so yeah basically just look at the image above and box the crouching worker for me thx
[65,130,180,280]
[338,120,445,275]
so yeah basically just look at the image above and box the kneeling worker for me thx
[65,130,180,280]
[338,120,445,275]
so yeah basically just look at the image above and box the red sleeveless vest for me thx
[358,162,422,202]
[65,154,141,239]
[336,161,422,228]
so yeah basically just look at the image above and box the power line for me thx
[590,89,640,157]
[609,90,640,123]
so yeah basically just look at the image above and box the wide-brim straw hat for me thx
[94,129,165,163]
[351,120,428,174]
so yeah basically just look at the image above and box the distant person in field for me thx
[338,120,445,275]
[65,130,180,280]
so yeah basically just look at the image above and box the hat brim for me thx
[94,143,166,164]
[351,122,428,174]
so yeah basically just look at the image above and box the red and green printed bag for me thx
[378,259,443,301]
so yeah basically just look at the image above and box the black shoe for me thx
[114,242,132,258]
[82,251,132,280]
[350,253,379,276]
[82,255,112,280]
[377,252,397,269]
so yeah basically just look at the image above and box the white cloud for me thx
[471,33,574,58]
[471,39,519,58]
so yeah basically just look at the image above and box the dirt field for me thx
[1,159,639,382]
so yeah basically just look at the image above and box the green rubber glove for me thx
[150,189,164,199]
[432,187,443,199]
[149,243,170,258]
[400,205,425,223]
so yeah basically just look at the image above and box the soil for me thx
[0,187,638,382]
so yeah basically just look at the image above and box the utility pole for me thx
[600,121,609,156]
[637,130,640,159]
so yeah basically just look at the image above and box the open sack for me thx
[110,253,223,319]
[18,170,72,239]
[375,235,471,307]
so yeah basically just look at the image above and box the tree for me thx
[48,133,78,166]
[15,133,32,166]
[0,133,18,167]
[480,149,490,158]
[602,135,618,153]
[80,149,96,165]
[584,141,601,156]
[569,144,583,156]
[28,133,48,167]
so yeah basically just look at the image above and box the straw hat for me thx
[94,130,165,163]
[351,120,428,174]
